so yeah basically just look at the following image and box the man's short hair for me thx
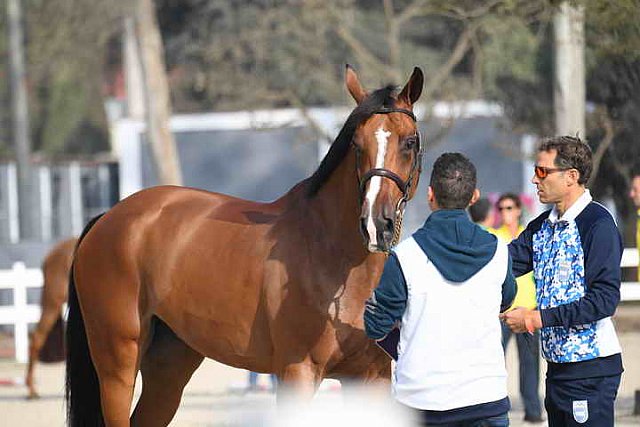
[469,198,491,223]
[538,136,592,185]
[430,153,477,209]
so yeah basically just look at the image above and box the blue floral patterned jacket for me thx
[509,190,624,380]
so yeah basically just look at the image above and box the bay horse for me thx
[25,237,77,399]
[66,65,424,426]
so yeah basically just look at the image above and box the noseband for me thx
[354,107,423,249]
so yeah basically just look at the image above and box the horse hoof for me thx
[27,391,40,400]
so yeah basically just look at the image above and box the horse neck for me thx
[279,151,388,319]
[306,150,387,280]
[305,150,364,247]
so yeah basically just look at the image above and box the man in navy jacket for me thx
[501,136,623,426]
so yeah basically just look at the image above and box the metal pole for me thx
[7,0,36,240]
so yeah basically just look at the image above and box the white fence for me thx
[621,248,640,301]
[0,162,118,243]
[0,263,44,363]
[0,249,638,363]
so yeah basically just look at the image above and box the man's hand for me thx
[499,307,542,334]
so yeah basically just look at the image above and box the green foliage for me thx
[36,67,89,153]
[481,16,540,96]
[159,0,498,112]
[0,0,129,157]
[585,0,640,60]
[161,1,354,111]
[1,0,639,165]
[485,0,640,236]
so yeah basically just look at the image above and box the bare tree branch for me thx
[608,141,632,188]
[334,24,397,81]
[463,0,503,19]
[286,91,335,144]
[335,2,486,112]
[422,20,481,102]
[397,0,432,24]
[589,105,617,186]
[470,31,484,97]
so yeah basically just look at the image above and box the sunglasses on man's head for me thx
[534,165,571,179]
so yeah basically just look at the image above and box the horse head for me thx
[346,65,424,253]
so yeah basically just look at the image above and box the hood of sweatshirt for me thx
[412,209,497,282]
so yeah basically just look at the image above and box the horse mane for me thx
[305,85,397,197]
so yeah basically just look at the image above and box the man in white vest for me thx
[364,152,517,426]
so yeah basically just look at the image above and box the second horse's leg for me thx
[25,301,63,398]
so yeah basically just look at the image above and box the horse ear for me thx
[398,67,424,106]
[345,64,367,104]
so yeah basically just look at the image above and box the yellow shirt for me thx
[489,225,537,310]
[637,210,640,281]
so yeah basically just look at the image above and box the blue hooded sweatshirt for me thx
[364,209,516,340]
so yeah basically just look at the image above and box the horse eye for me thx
[404,136,417,150]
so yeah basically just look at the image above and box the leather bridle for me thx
[353,107,423,248]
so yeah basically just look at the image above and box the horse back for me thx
[74,185,294,366]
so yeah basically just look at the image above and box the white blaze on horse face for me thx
[365,127,391,248]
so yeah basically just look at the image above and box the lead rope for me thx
[391,198,406,248]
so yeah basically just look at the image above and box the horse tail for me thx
[65,213,106,427]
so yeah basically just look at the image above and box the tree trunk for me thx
[553,2,585,137]
[124,17,145,120]
[136,0,182,185]
[7,0,37,240]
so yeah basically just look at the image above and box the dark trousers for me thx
[421,412,509,427]
[545,374,621,426]
[501,324,542,418]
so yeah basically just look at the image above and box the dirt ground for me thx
[1,305,639,426]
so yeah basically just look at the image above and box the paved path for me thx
[1,326,639,426]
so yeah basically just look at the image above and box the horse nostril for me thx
[384,217,394,233]
[376,215,395,244]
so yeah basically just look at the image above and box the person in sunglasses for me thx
[501,136,623,426]
[491,193,543,424]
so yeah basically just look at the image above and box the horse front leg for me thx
[332,342,392,390]
[363,345,392,385]
[275,360,323,403]
[131,320,204,427]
